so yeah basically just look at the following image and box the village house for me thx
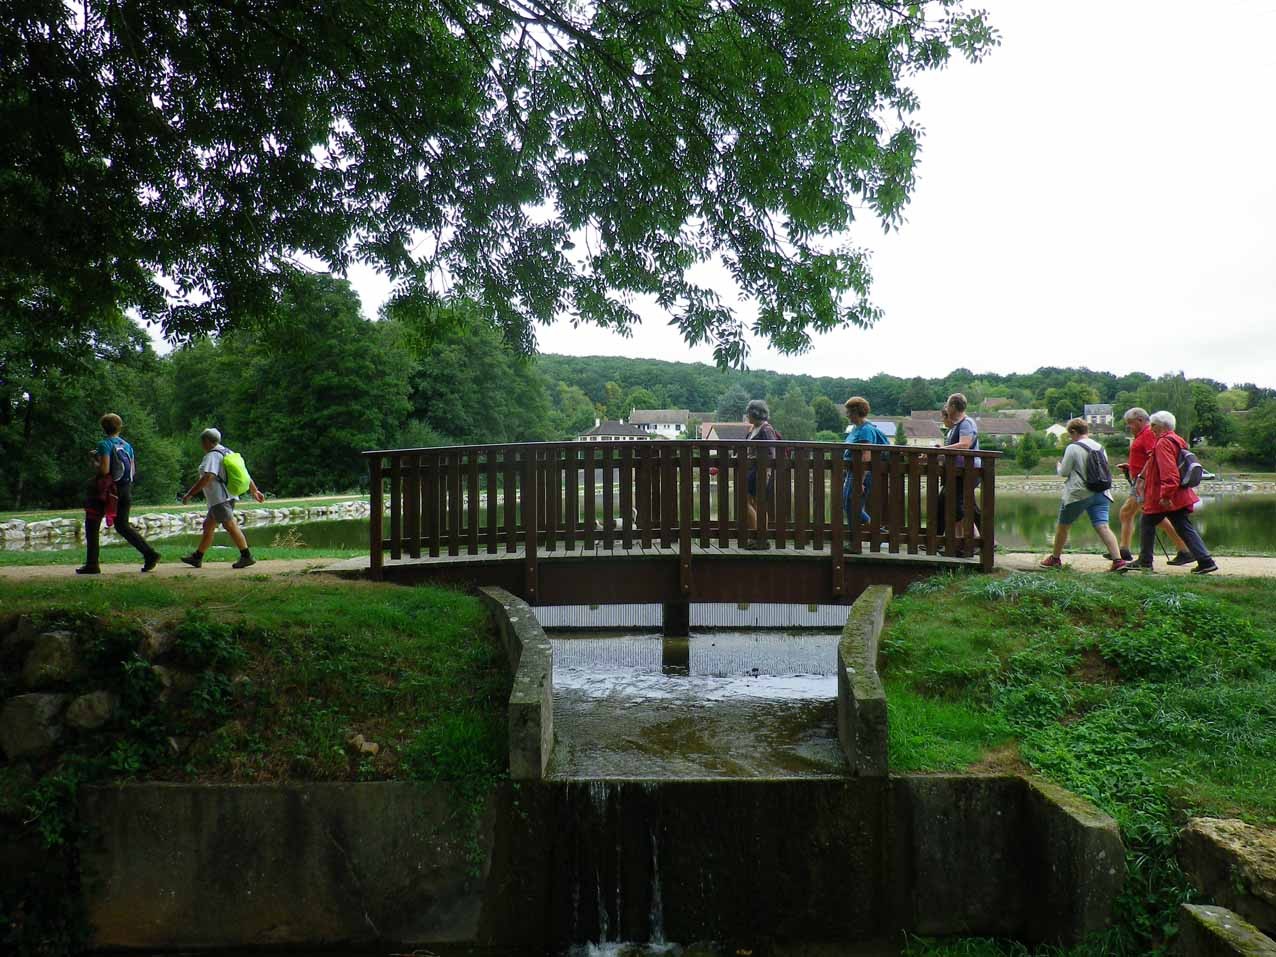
[627,409,691,439]
[1083,403,1115,426]
[577,420,655,442]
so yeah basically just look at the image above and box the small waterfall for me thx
[649,823,665,944]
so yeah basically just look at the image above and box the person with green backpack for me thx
[179,428,265,569]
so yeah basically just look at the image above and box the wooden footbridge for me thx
[353,440,1000,611]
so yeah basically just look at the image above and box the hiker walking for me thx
[743,399,778,545]
[1131,411,1217,575]
[1116,407,1192,564]
[77,413,161,575]
[842,396,890,526]
[179,428,264,569]
[936,392,981,549]
[1039,418,1128,572]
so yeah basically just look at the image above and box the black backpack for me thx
[1082,441,1112,493]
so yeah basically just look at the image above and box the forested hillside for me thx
[4,275,1275,511]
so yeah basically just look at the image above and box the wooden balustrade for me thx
[365,441,999,589]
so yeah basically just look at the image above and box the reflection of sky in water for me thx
[551,633,839,702]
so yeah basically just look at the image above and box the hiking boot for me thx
[1167,550,1195,566]
[1109,559,1131,574]
[231,553,256,569]
[180,552,203,568]
[1119,548,1134,562]
[1039,555,1063,569]
[141,552,160,573]
[1191,560,1219,575]
[1126,562,1155,573]
[75,565,101,575]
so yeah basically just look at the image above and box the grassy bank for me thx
[0,576,508,954]
[887,571,1276,955]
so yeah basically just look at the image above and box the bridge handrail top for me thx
[363,441,1002,458]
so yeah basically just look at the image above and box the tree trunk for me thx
[13,393,33,508]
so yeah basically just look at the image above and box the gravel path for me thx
[0,559,334,581]
[999,552,1276,578]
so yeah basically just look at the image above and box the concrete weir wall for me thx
[477,585,552,780]
[80,774,1125,951]
[837,584,891,776]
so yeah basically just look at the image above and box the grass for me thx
[883,570,1276,954]
[0,576,509,787]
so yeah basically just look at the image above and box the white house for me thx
[628,409,691,438]
[1083,403,1114,427]
[577,420,655,442]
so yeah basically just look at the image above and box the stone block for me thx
[1177,904,1276,956]
[837,585,891,775]
[0,693,70,760]
[0,614,38,669]
[1180,818,1276,935]
[66,690,120,731]
[137,623,176,662]
[21,630,82,688]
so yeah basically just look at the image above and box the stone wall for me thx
[837,584,891,776]
[477,586,553,780]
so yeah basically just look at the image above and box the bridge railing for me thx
[365,440,999,589]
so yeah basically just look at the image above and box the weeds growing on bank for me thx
[886,571,1276,954]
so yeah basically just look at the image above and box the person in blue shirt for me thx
[842,396,890,526]
[77,413,160,575]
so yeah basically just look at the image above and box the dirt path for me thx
[999,552,1276,578]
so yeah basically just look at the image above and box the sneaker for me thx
[180,552,203,568]
[75,565,101,575]
[1167,551,1195,566]
[141,553,160,573]
[231,553,256,569]
[1191,560,1219,575]
[1127,562,1155,573]
[1039,555,1063,569]
[1119,548,1134,562]
[1109,559,1131,574]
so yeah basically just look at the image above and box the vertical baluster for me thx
[813,449,825,550]
[769,447,782,549]
[660,447,675,550]
[603,445,617,550]
[427,452,441,558]
[583,445,595,550]
[869,451,885,553]
[925,451,939,556]
[369,456,383,579]
[943,452,958,557]
[980,455,997,571]
[486,450,498,554]
[962,456,978,559]
[831,452,844,594]
[523,449,537,599]
[698,442,711,548]
[679,445,693,593]
[907,451,922,555]
[545,448,558,552]
[849,451,864,555]
[888,450,903,555]
[795,447,810,549]
[467,451,480,555]
[565,445,578,552]
[503,450,517,553]
[620,445,633,550]
[389,454,402,561]
[717,445,730,548]
[734,444,749,548]
[638,445,654,549]
[447,450,462,557]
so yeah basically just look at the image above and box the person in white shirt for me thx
[1040,418,1129,572]
[178,428,265,569]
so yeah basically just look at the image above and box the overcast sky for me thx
[334,0,1276,384]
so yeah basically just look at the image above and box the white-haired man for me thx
[1117,407,1191,564]
[179,428,265,569]
[1132,411,1217,574]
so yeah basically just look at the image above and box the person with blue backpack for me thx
[77,413,162,575]
[179,428,265,569]
[842,396,891,526]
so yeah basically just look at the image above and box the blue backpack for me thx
[106,437,136,483]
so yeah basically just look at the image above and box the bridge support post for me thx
[662,599,690,637]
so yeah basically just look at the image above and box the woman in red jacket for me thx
[1134,411,1218,574]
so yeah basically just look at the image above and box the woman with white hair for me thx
[1132,411,1217,574]
[1117,407,1190,564]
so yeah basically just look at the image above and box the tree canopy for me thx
[3,1,996,362]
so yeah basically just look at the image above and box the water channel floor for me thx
[548,632,845,780]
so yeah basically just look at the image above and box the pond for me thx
[15,494,1276,555]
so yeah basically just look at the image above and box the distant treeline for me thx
[4,274,1275,511]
